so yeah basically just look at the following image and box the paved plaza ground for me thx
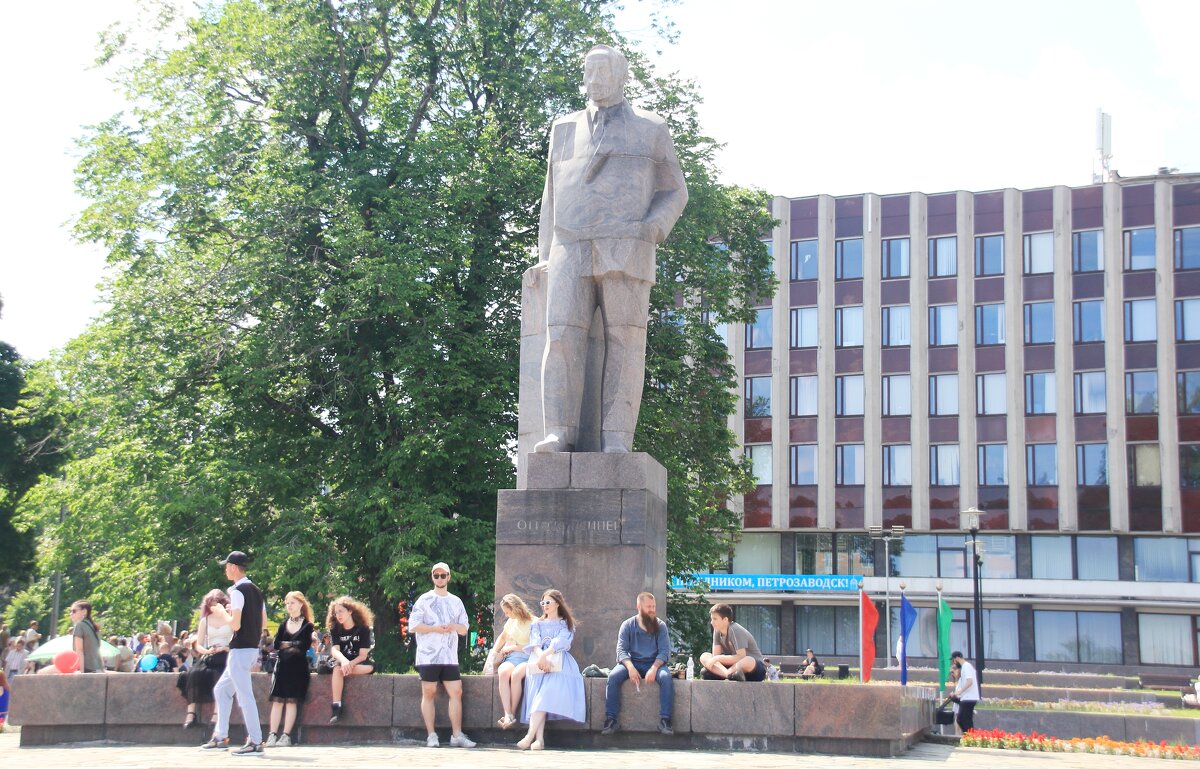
[0,727,1175,769]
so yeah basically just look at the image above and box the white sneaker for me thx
[264,734,278,748]
[276,734,291,747]
[449,732,476,748]
[426,732,440,748]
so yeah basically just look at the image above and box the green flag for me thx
[937,593,953,687]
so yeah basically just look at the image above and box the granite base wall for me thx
[10,673,933,756]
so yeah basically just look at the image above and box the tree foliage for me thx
[15,0,773,664]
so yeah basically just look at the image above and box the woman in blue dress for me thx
[517,589,585,750]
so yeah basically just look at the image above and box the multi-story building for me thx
[710,173,1200,672]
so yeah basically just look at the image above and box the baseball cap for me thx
[219,551,249,566]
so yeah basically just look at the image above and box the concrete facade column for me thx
[957,191,977,503]
[863,193,883,527]
[1156,179,1181,531]
[1053,185,1078,531]
[910,194,931,530]
[817,195,836,529]
[1102,182,1129,531]
[772,196,792,527]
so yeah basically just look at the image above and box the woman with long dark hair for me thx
[516,589,585,750]
[325,596,375,723]
[177,589,232,729]
[70,600,103,673]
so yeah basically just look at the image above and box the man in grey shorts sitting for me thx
[698,603,767,682]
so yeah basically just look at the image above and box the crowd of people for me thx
[0,550,776,752]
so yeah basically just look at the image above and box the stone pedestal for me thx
[495,452,667,667]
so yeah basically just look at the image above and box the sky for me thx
[0,0,1196,361]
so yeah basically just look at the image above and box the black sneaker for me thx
[727,667,746,682]
[657,718,674,735]
[231,741,264,757]
[330,702,343,724]
[601,717,619,736]
[200,737,230,750]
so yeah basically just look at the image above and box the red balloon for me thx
[54,650,80,674]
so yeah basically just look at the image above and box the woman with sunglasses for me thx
[516,589,584,750]
[490,594,533,729]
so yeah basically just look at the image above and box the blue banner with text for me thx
[670,573,861,592]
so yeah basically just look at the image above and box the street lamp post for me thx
[961,507,985,697]
[868,524,905,667]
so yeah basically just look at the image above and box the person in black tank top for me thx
[203,551,269,756]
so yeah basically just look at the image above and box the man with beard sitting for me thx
[601,592,673,736]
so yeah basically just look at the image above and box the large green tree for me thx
[16,0,772,663]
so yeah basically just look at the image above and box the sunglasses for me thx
[540,600,555,606]
[432,573,450,579]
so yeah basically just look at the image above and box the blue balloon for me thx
[138,654,159,672]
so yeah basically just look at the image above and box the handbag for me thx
[528,645,562,675]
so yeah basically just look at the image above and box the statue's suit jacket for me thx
[538,100,688,285]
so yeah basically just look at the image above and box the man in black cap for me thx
[202,551,268,756]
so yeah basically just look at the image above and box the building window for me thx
[1073,229,1103,273]
[1024,302,1054,344]
[882,237,910,279]
[790,306,818,348]
[795,605,862,656]
[790,375,818,417]
[1176,298,1200,342]
[1035,611,1122,664]
[1077,537,1119,580]
[835,374,864,416]
[745,444,772,485]
[1129,443,1161,487]
[1024,232,1054,274]
[1133,537,1200,582]
[736,605,780,656]
[975,302,1006,345]
[975,234,1004,276]
[1180,371,1200,415]
[836,444,865,485]
[1025,372,1056,414]
[881,305,911,347]
[1031,536,1073,579]
[1124,298,1157,342]
[746,308,773,349]
[795,533,833,574]
[744,377,772,418]
[1073,299,1104,343]
[733,532,781,571]
[978,443,1007,486]
[789,444,817,485]
[1126,370,1158,414]
[929,304,958,346]
[1077,443,1108,486]
[835,306,864,347]
[930,444,960,486]
[1124,227,1156,271]
[1177,227,1200,271]
[976,372,1007,415]
[882,444,912,486]
[929,236,957,277]
[1073,371,1106,414]
[882,374,912,416]
[1027,443,1058,486]
[836,238,863,280]
[929,374,959,416]
[1181,445,1200,489]
[790,239,818,281]
[1139,614,1195,666]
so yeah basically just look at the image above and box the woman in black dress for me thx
[177,589,232,728]
[266,591,315,747]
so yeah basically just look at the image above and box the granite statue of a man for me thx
[533,44,689,454]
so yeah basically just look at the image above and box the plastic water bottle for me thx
[686,656,695,680]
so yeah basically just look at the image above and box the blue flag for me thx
[899,593,918,685]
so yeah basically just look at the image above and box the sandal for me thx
[498,714,516,729]
[183,712,198,729]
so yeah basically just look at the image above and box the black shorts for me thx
[416,664,461,683]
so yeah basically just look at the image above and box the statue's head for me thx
[583,44,627,107]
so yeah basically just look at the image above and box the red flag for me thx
[860,589,879,682]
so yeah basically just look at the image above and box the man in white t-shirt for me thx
[409,562,474,749]
[950,650,980,733]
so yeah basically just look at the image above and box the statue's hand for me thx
[638,221,665,244]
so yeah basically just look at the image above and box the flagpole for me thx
[858,582,864,684]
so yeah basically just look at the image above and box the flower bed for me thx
[985,697,1169,715]
[961,728,1200,759]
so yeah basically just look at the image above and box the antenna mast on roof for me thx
[1093,109,1112,184]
